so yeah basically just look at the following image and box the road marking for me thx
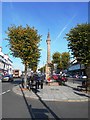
[0,90,10,95]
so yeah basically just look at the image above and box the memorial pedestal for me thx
[48,82,59,86]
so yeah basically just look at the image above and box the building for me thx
[68,59,86,76]
[0,47,5,74]
[0,47,13,75]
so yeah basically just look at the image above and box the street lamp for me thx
[43,61,44,74]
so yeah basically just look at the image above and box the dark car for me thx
[2,74,13,82]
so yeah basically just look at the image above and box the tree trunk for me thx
[24,63,27,88]
[85,64,90,80]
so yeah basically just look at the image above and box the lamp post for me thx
[43,61,44,74]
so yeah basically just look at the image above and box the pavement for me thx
[12,80,90,102]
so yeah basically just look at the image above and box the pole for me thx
[43,61,44,74]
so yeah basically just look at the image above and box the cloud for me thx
[58,14,76,38]
[52,14,76,44]
[57,26,67,39]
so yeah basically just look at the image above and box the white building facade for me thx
[0,47,13,75]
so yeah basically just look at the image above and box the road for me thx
[2,79,89,119]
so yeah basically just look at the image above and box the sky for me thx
[1,2,88,71]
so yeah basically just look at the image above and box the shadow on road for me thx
[19,85,61,120]
[19,85,35,120]
[32,89,61,120]
[11,78,22,86]
[29,106,49,120]
[74,91,90,98]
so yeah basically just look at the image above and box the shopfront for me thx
[68,63,86,76]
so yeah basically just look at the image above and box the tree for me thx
[38,66,45,73]
[28,48,41,72]
[65,23,90,78]
[52,52,62,71]
[52,52,70,72]
[61,52,70,70]
[6,25,42,87]
[65,23,90,64]
[52,52,61,63]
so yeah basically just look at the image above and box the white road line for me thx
[0,90,10,95]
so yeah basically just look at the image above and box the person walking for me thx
[21,73,24,88]
[40,75,44,89]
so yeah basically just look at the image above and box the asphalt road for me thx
[2,79,31,118]
[2,79,89,119]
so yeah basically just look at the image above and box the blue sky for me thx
[1,2,88,71]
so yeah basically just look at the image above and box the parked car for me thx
[79,75,87,79]
[52,74,59,80]
[82,76,87,79]
[73,74,79,78]
[2,74,13,82]
[61,76,68,82]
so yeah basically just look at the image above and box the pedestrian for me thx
[40,75,44,89]
[37,76,40,89]
[27,75,31,90]
[30,75,34,89]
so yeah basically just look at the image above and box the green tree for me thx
[52,52,62,70]
[52,52,61,63]
[38,66,45,73]
[65,23,90,64]
[28,48,41,72]
[65,23,90,77]
[6,25,41,87]
[61,52,70,70]
[52,52,70,72]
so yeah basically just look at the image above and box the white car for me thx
[82,76,87,79]
[79,75,87,79]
